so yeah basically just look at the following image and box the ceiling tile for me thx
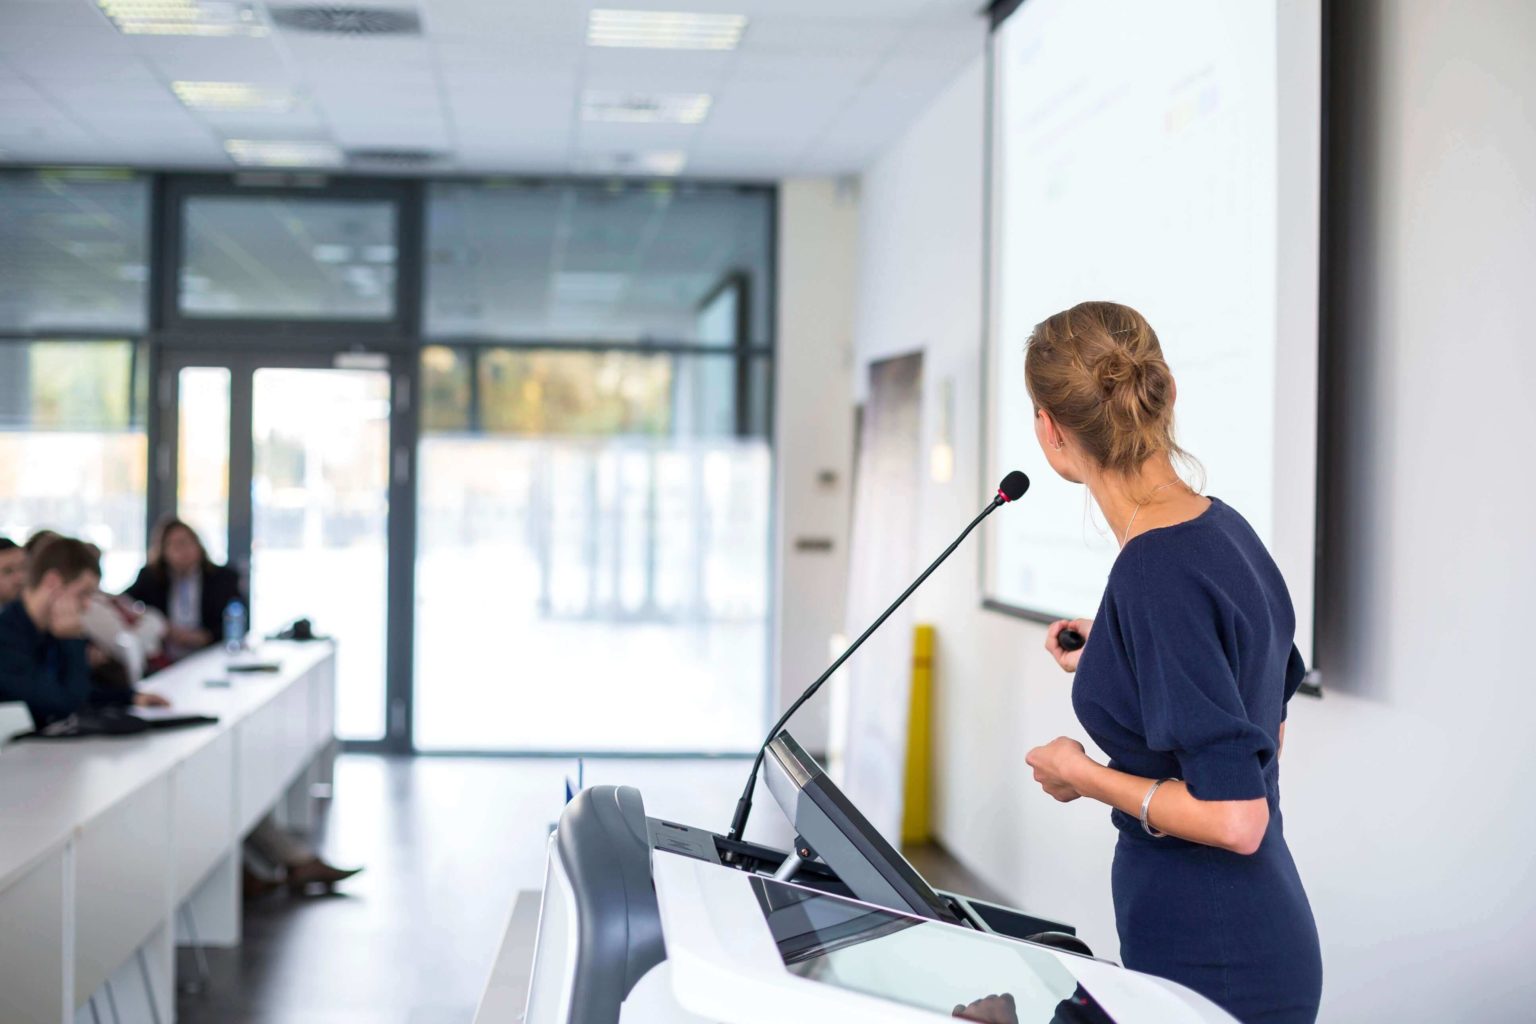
[136,37,292,81]
[735,16,904,58]
[194,107,332,135]
[422,0,582,42]
[280,34,436,72]
[580,46,735,92]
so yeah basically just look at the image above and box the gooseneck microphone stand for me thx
[725,471,1029,844]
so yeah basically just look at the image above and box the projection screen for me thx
[984,0,1322,665]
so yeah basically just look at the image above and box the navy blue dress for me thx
[1071,498,1322,1023]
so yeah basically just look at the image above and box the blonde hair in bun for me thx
[1024,300,1197,479]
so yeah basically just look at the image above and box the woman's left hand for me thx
[1025,737,1093,802]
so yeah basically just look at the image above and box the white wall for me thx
[853,3,1536,1018]
[855,49,1125,960]
[1281,2,1536,1018]
[772,178,859,758]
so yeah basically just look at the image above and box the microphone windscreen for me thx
[998,471,1030,502]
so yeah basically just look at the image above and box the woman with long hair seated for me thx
[126,517,244,663]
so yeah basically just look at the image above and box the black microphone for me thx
[725,470,1029,843]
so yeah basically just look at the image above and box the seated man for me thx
[0,537,161,727]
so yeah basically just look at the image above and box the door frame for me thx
[149,346,420,754]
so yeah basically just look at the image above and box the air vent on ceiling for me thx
[346,148,447,169]
[268,5,421,36]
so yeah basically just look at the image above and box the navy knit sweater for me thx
[1072,497,1321,1023]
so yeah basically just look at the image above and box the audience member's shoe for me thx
[285,857,363,893]
[243,868,279,900]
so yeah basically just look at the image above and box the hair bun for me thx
[1093,347,1145,398]
[1094,342,1170,444]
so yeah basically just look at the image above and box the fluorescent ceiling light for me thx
[173,81,297,112]
[635,150,687,175]
[581,91,711,125]
[588,9,746,50]
[224,139,341,168]
[578,150,688,177]
[97,0,267,37]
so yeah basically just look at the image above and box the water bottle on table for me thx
[223,600,246,654]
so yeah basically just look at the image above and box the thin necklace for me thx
[1120,479,1185,547]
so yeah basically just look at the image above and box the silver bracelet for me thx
[1139,777,1176,838]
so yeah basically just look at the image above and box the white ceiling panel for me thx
[441,67,581,98]
[0,81,37,105]
[432,38,577,73]
[87,117,209,143]
[422,0,581,41]
[0,116,98,148]
[0,0,122,42]
[727,50,888,93]
[695,95,830,159]
[581,45,734,89]
[735,16,906,58]
[196,106,331,135]
[313,93,443,128]
[889,19,988,61]
[4,141,111,164]
[135,40,291,81]
[0,0,985,177]
[574,121,700,151]
[333,128,453,152]
[281,34,436,71]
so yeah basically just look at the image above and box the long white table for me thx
[0,641,337,1024]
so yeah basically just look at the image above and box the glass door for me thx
[159,352,403,744]
[250,367,391,740]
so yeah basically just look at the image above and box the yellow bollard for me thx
[901,625,935,845]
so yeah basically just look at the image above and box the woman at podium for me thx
[1017,301,1322,1024]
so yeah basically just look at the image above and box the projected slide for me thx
[986,0,1320,658]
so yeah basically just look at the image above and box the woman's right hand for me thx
[953,993,1018,1023]
[1045,618,1093,673]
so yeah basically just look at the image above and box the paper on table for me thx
[129,704,189,721]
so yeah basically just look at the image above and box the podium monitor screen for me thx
[751,875,1114,1023]
[762,732,960,925]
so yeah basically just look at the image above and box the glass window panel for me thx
[416,345,771,752]
[0,170,150,333]
[176,367,231,566]
[251,368,391,741]
[0,340,147,591]
[670,355,737,437]
[478,349,674,436]
[18,340,136,429]
[413,434,770,752]
[421,345,471,432]
[696,275,744,344]
[421,348,762,441]
[425,181,773,345]
[179,196,397,320]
